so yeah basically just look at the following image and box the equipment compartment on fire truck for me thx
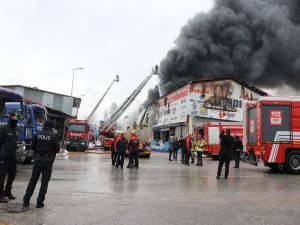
[247,96,300,174]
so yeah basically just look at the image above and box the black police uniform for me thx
[115,137,127,169]
[0,121,18,203]
[217,131,234,179]
[23,121,60,208]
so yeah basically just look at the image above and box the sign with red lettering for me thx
[270,110,282,125]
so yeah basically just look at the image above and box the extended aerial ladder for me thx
[104,66,159,130]
[86,75,119,122]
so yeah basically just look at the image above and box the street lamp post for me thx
[71,67,84,96]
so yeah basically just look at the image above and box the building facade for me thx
[152,78,267,142]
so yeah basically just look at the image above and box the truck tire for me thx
[285,150,300,174]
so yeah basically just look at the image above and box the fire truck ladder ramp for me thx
[104,69,158,129]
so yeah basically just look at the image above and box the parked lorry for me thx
[196,122,243,159]
[0,87,27,163]
[246,96,300,174]
[5,101,47,162]
[65,119,89,151]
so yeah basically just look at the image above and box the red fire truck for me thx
[246,96,300,174]
[196,122,243,159]
[65,119,90,151]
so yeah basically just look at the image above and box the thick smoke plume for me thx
[155,0,300,97]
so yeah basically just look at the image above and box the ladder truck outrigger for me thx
[101,66,159,153]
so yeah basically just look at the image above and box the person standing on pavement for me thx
[190,135,196,164]
[233,135,243,168]
[0,113,19,203]
[169,136,174,161]
[110,133,118,166]
[217,129,234,179]
[195,134,206,166]
[185,134,192,165]
[127,130,140,169]
[179,136,185,164]
[23,120,60,208]
[173,137,179,161]
[115,132,127,170]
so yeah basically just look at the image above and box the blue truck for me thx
[0,87,27,163]
[0,87,48,163]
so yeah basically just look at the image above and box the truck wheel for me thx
[285,150,300,174]
[212,155,219,160]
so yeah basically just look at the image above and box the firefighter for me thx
[195,134,206,166]
[0,113,19,203]
[185,134,192,165]
[128,130,140,169]
[233,135,243,168]
[111,133,118,166]
[173,137,179,161]
[169,136,174,161]
[23,120,60,208]
[115,132,127,170]
[217,129,234,179]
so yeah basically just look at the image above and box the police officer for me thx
[128,130,140,169]
[115,132,127,170]
[233,135,243,168]
[217,129,234,179]
[23,120,60,208]
[0,113,19,203]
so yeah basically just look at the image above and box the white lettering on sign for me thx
[270,110,282,126]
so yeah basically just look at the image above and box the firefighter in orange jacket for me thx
[185,134,192,165]
[127,131,140,169]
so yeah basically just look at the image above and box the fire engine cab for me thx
[247,96,300,174]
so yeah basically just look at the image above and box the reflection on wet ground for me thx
[1,152,299,225]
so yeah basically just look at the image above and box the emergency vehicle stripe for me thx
[269,131,300,163]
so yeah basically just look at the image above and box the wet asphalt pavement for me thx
[0,152,299,225]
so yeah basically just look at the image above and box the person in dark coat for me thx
[23,120,60,208]
[233,135,243,168]
[0,113,19,203]
[179,136,185,164]
[169,136,174,161]
[115,132,127,169]
[173,137,179,161]
[111,133,118,166]
[217,129,234,179]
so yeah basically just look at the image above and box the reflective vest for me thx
[195,139,206,152]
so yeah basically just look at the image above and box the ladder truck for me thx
[101,66,159,150]
[65,75,119,151]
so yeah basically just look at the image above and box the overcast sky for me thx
[0,0,214,123]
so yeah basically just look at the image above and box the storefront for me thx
[152,77,267,138]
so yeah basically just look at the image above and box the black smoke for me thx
[154,0,300,97]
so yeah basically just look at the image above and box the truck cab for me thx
[0,87,27,163]
[65,119,89,151]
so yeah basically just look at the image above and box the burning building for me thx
[152,77,267,142]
